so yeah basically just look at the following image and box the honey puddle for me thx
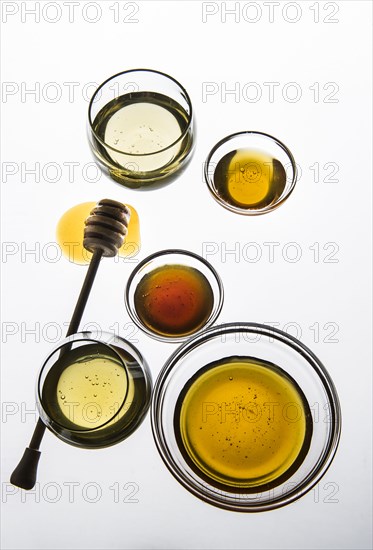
[56,201,140,264]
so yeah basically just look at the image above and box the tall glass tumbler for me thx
[88,69,194,189]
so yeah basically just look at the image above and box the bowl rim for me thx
[124,248,225,343]
[204,131,298,216]
[151,322,342,512]
[88,68,194,157]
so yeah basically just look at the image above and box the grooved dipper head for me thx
[83,199,131,257]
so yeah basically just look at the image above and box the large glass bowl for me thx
[151,323,341,512]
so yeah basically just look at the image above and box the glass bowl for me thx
[37,331,152,448]
[125,249,224,343]
[151,323,341,512]
[204,131,297,215]
[88,68,194,189]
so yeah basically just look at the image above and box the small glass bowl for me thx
[37,331,152,449]
[125,249,224,343]
[151,323,341,512]
[204,131,297,215]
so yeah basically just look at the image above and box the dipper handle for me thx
[10,448,41,490]
[11,199,130,489]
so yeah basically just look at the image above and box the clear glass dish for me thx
[37,331,152,448]
[151,323,341,512]
[125,249,224,343]
[88,69,194,189]
[204,131,297,215]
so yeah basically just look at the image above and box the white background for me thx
[1,1,372,549]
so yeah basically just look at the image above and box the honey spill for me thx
[175,357,312,492]
[56,201,140,264]
[214,149,287,210]
[134,265,214,338]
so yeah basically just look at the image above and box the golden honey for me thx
[214,149,287,210]
[56,201,140,264]
[175,357,312,492]
[134,265,214,338]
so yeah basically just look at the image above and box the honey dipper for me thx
[10,199,130,490]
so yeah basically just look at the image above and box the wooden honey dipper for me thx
[10,199,130,490]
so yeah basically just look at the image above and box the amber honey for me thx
[133,265,214,338]
[175,356,312,492]
[214,149,287,210]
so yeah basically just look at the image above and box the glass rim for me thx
[151,322,342,512]
[37,331,131,433]
[124,248,225,343]
[204,131,298,215]
[88,68,194,157]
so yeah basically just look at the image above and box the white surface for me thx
[1,1,372,549]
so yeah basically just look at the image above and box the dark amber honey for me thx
[134,265,214,338]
